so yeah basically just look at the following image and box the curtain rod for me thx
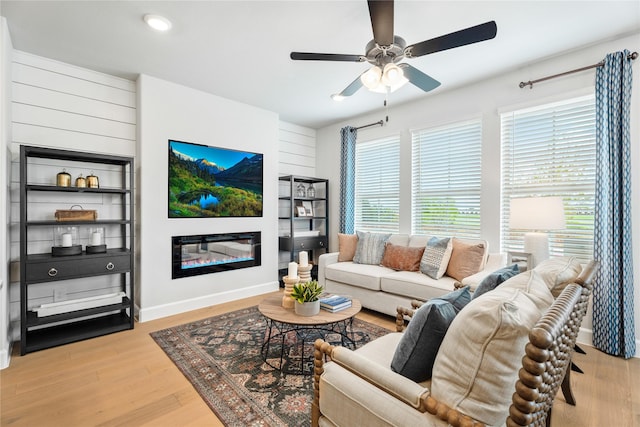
[351,120,384,131]
[519,51,638,89]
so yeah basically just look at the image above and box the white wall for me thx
[316,33,640,355]
[6,50,137,351]
[1,17,13,369]
[136,74,279,322]
[278,121,316,177]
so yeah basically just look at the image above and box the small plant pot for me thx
[295,300,320,317]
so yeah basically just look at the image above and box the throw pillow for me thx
[391,287,471,382]
[420,236,453,279]
[533,256,583,297]
[430,274,554,426]
[445,238,485,281]
[380,243,425,271]
[353,231,391,265]
[472,264,520,300]
[337,233,358,262]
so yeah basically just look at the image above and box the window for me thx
[354,135,400,233]
[501,95,596,261]
[411,119,482,238]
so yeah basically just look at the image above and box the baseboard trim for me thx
[577,327,640,359]
[137,281,279,323]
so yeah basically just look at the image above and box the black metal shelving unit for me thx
[19,145,134,355]
[278,175,329,279]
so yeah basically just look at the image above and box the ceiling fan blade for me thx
[290,52,366,62]
[405,21,497,58]
[368,0,394,47]
[334,74,365,98]
[398,64,441,92]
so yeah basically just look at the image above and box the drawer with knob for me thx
[279,236,328,252]
[25,250,131,283]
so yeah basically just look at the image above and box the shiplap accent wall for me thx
[7,50,136,340]
[278,121,316,177]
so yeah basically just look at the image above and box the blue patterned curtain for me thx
[593,50,636,358]
[339,126,357,234]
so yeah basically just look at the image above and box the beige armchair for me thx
[312,260,598,427]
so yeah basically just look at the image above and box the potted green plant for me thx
[290,280,324,316]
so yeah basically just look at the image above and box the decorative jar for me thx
[296,182,306,198]
[52,226,81,256]
[56,169,71,187]
[86,226,107,254]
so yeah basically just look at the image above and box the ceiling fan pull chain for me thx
[385,90,389,123]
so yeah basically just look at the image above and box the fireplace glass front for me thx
[172,232,261,279]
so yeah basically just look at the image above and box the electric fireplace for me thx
[172,232,261,279]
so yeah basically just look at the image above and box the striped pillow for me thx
[353,231,391,265]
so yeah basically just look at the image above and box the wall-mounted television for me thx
[168,139,263,218]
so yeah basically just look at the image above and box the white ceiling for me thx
[1,1,639,129]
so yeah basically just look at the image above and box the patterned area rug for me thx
[150,305,391,427]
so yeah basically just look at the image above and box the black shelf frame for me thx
[19,145,135,355]
[278,175,329,279]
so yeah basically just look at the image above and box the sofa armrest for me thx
[460,252,508,291]
[313,339,486,427]
[318,252,339,288]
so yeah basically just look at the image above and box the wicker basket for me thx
[55,205,97,222]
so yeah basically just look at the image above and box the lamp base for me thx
[523,232,549,268]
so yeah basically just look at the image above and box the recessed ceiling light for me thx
[144,14,172,32]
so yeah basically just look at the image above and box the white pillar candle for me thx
[91,231,102,246]
[61,233,72,247]
[299,251,309,267]
[288,261,298,278]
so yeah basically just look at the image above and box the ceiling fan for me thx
[290,0,497,100]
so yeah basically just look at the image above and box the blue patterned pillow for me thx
[391,287,471,381]
[472,264,520,300]
[353,231,391,265]
[420,237,453,279]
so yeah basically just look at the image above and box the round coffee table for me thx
[258,294,362,374]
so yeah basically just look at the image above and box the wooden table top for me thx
[258,294,361,326]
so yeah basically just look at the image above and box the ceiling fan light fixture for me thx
[331,93,345,101]
[144,14,172,32]
[361,66,383,90]
[381,63,406,87]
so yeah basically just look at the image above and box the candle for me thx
[61,233,72,247]
[288,261,298,278]
[91,231,102,246]
[299,251,308,267]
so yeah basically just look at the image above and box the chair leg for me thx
[561,362,576,406]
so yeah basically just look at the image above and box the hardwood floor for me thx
[2,291,639,426]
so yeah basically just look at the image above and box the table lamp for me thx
[509,196,566,267]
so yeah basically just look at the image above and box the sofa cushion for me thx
[391,287,471,382]
[420,236,453,279]
[445,238,486,281]
[381,271,458,301]
[381,243,425,272]
[430,272,554,426]
[534,256,582,297]
[408,235,432,247]
[472,264,519,299]
[388,233,411,246]
[353,231,391,265]
[337,233,358,262]
[325,262,392,292]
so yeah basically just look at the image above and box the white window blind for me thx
[411,119,482,238]
[354,135,400,233]
[501,95,596,261]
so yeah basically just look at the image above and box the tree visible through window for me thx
[411,119,482,238]
[501,95,596,261]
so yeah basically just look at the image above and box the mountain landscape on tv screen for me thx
[168,142,263,217]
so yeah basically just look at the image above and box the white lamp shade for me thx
[509,196,566,231]
[360,66,382,90]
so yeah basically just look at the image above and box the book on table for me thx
[319,294,352,312]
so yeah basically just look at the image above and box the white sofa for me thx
[318,234,506,317]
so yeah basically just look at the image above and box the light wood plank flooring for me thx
[2,291,639,426]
